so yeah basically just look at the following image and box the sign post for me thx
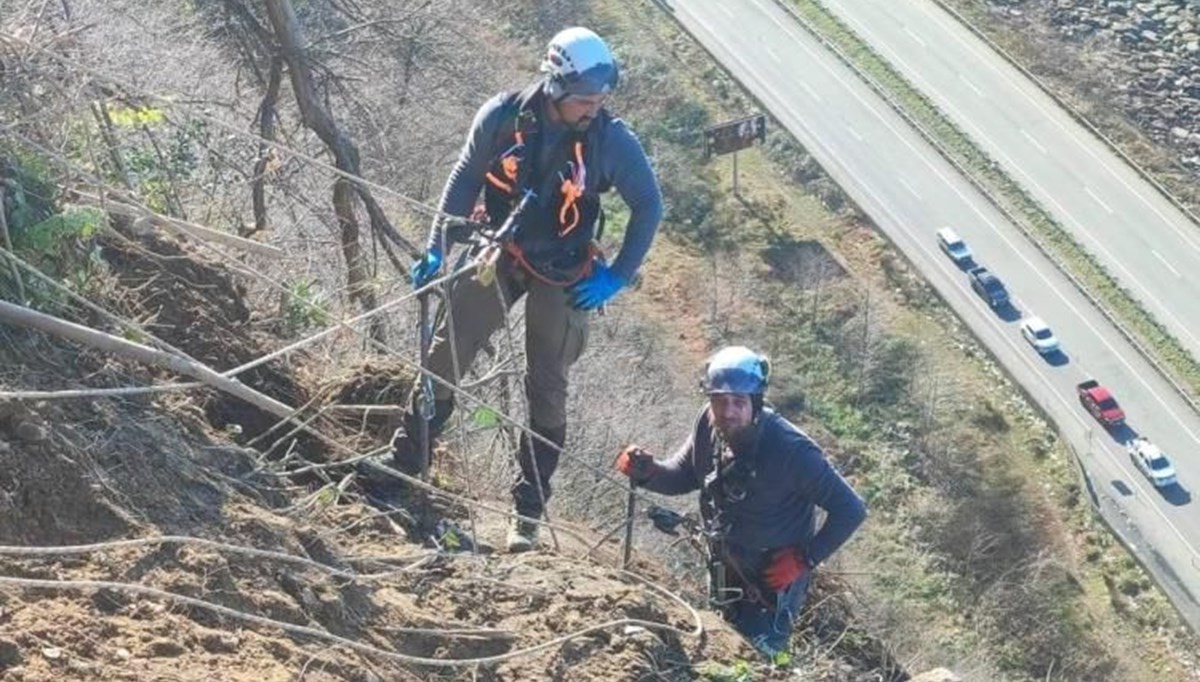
[704,113,767,197]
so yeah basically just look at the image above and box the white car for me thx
[1020,316,1060,354]
[936,227,972,264]
[1128,438,1178,488]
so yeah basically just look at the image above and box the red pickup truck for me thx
[1077,379,1126,427]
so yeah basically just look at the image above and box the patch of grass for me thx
[281,278,329,336]
[700,658,764,682]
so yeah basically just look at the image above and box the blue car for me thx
[968,266,1009,308]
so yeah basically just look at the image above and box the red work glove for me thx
[615,445,657,484]
[762,547,810,591]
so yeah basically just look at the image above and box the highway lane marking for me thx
[845,125,864,142]
[957,72,985,97]
[798,80,823,103]
[898,177,922,200]
[902,25,926,48]
[764,45,782,64]
[683,0,1200,581]
[1084,184,1118,214]
[707,0,1200,446]
[1152,250,1182,277]
[830,0,1200,352]
[1020,128,1047,154]
[910,0,1200,256]
[1083,186,1115,214]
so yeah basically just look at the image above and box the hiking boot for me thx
[506,516,539,553]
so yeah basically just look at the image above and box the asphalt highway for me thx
[665,0,1200,628]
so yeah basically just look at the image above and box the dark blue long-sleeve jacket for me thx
[642,405,867,577]
[426,84,662,283]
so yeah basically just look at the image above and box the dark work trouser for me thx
[401,253,589,515]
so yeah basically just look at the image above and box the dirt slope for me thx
[0,228,882,681]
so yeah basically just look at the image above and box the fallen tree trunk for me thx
[0,299,294,420]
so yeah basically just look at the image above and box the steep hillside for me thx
[0,225,820,681]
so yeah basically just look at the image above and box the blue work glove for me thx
[411,247,443,289]
[569,263,627,311]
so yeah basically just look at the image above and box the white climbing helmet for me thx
[702,346,770,396]
[541,27,619,100]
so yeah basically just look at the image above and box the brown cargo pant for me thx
[421,252,589,516]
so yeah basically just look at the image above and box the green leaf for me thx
[471,406,500,429]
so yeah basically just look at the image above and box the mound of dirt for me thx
[97,226,316,452]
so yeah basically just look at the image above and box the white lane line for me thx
[902,25,926,48]
[1152,250,1182,277]
[1020,128,1047,154]
[845,125,864,142]
[832,0,1200,349]
[858,26,1200,351]
[1084,186,1115,215]
[898,177,922,200]
[798,80,823,103]
[694,0,1200,563]
[764,45,782,64]
[957,72,984,97]
[912,0,1200,255]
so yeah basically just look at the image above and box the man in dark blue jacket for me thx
[616,346,867,658]
[392,27,663,553]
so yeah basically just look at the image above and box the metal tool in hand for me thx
[415,287,436,478]
[474,189,536,287]
[621,477,636,569]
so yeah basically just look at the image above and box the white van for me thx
[936,227,972,264]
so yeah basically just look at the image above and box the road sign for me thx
[704,114,766,157]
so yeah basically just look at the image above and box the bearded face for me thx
[709,393,755,444]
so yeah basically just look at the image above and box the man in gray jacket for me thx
[616,346,867,658]
[393,27,663,552]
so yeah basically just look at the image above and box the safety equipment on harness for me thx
[615,445,657,484]
[569,262,626,310]
[481,83,608,287]
[558,141,587,236]
[411,247,443,289]
[702,346,770,396]
[762,546,810,591]
[475,190,537,288]
[541,27,620,101]
[485,132,527,195]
